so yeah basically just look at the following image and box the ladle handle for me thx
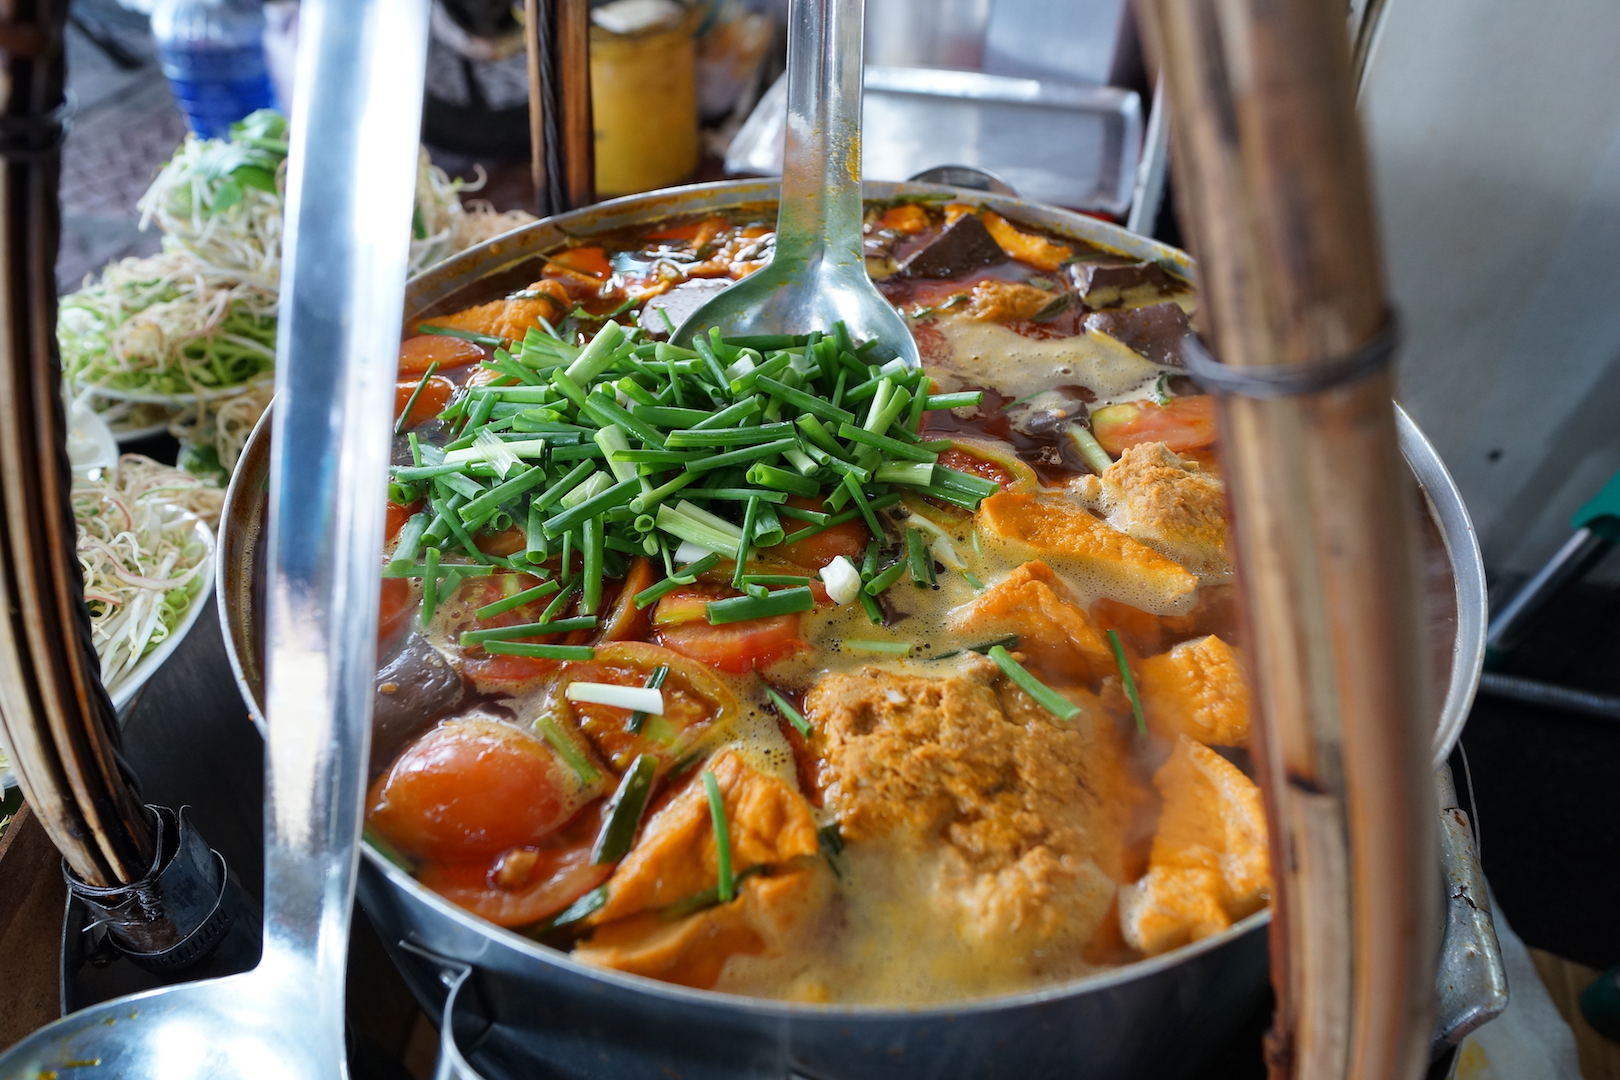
[774,0,866,271]
[259,0,430,1041]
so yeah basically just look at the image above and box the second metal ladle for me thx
[674,0,917,366]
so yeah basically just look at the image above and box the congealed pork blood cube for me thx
[372,633,463,777]
[900,213,1009,279]
[1082,302,1193,368]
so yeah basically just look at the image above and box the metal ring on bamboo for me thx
[1179,312,1400,399]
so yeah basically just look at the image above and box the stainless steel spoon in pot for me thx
[674,0,919,366]
[0,0,427,1076]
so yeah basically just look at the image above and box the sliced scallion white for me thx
[819,555,862,605]
[565,682,665,714]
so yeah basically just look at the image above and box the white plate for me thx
[105,515,217,718]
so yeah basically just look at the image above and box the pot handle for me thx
[1432,764,1508,1051]
[395,943,494,1080]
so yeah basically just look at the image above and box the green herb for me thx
[474,578,561,619]
[633,552,722,609]
[905,527,936,587]
[846,639,913,656]
[1066,423,1114,475]
[536,714,601,784]
[1107,629,1147,734]
[459,616,596,646]
[864,559,908,596]
[417,323,503,348]
[763,682,811,736]
[395,360,441,436]
[627,665,669,735]
[960,569,986,590]
[705,586,815,625]
[592,754,657,864]
[988,645,1082,722]
[703,770,735,903]
[485,641,595,661]
[528,884,608,937]
[930,634,1019,661]
[661,865,766,921]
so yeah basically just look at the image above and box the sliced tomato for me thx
[654,592,807,674]
[417,838,612,928]
[549,641,740,773]
[367,717,594,862]
[936,448,1016,490]
[1090,396,1217,457]
[394,375,454,429]
[377,577,417,652]
[474,525,528,558]
[597,557,655,643]
[399,334,484,375]
[461,652,563,692]
[776,495,869,571]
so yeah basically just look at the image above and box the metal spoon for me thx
[673,0,918,366]
[0,0,429,1075]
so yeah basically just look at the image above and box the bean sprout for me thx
[73,455,218,692]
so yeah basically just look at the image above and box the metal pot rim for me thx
[218,177,1485,1013]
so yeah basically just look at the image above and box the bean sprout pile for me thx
[62,108,536,481]
[73,456,219,693]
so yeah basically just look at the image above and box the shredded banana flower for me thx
[74,456,217,692]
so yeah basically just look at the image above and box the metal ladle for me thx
[674,0,918,366]
[0,0,429,1075]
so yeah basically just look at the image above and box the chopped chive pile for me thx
[389,319,991,629]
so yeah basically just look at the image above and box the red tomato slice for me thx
[398,334,484,375]
[417,840,612,929]
[367,717,589,862]
[1090,396,1217,457]
[936,448,1016,490]
[394,376,454,429]
[549,245,613,279]
[656,613,806,675]
[377,577,417,652]
[385,500,420,546]
[552,641,739,772]
[597,557,655,643]
[776,495,869,571]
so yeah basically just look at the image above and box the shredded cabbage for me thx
[73,456,220,692]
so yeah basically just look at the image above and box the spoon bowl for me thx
[674,0,918,366]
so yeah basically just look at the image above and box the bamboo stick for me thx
[0,0,157,891]
[524,0,548,214]
[1140,0,1440,1077]
[554,0,595,209]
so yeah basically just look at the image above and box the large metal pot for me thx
[217,179,1494,1080]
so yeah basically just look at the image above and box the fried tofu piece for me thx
[1119,735,1270,956]
[587,749,819,926]
[951,561,1115,684]
[421,279,568,344]
[1093,442,1232,581]
[940,205,1073,271]
[1139,635,1252,747]
[806,663,1141,957]
[977,491,1200,614]
[576,865,825,989]
[965,280,1056,322]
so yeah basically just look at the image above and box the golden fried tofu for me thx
[421,279,568,344]
[587,749,819,926]
[951,561,1116,684]
[977,491,1200,614]
[806,663,1141,958]
[965,280,1055,322]
[1119,735,1270,956]
[1094,442,1232,581]
[576,865,825,989]
[1139,635,1252,746]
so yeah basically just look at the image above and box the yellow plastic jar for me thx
[590,7,699,197]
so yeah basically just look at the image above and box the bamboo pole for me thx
[554,0,594,209]
[0,0,157,889]
[1140,0,1440,1077]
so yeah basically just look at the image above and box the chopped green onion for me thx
[633,552,722,608]
[705,586,815,625]
[592,754,657,864]
[1067,423,1115,475]
[528,884,608,937]
[930,634,1019,661]
[417,323,502,348]
[924,391,985,410]
[486,641,596,661]
[421,546,442,625]
[864,559,907,596]
[566,680,663,713]
[395,361,441,436]
[459,616,597,646]
[474,578,561,619]
[702,770,735,903]
[627,665,669,734]
[1107,629,1147,734]
[846,639,913,656]
[988,645,1081,722]
[762,682,811,736]
[960,569,986,590]
[535,715,601,784]
[905,527,936,587]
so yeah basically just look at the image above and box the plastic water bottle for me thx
[151,0,278,140]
